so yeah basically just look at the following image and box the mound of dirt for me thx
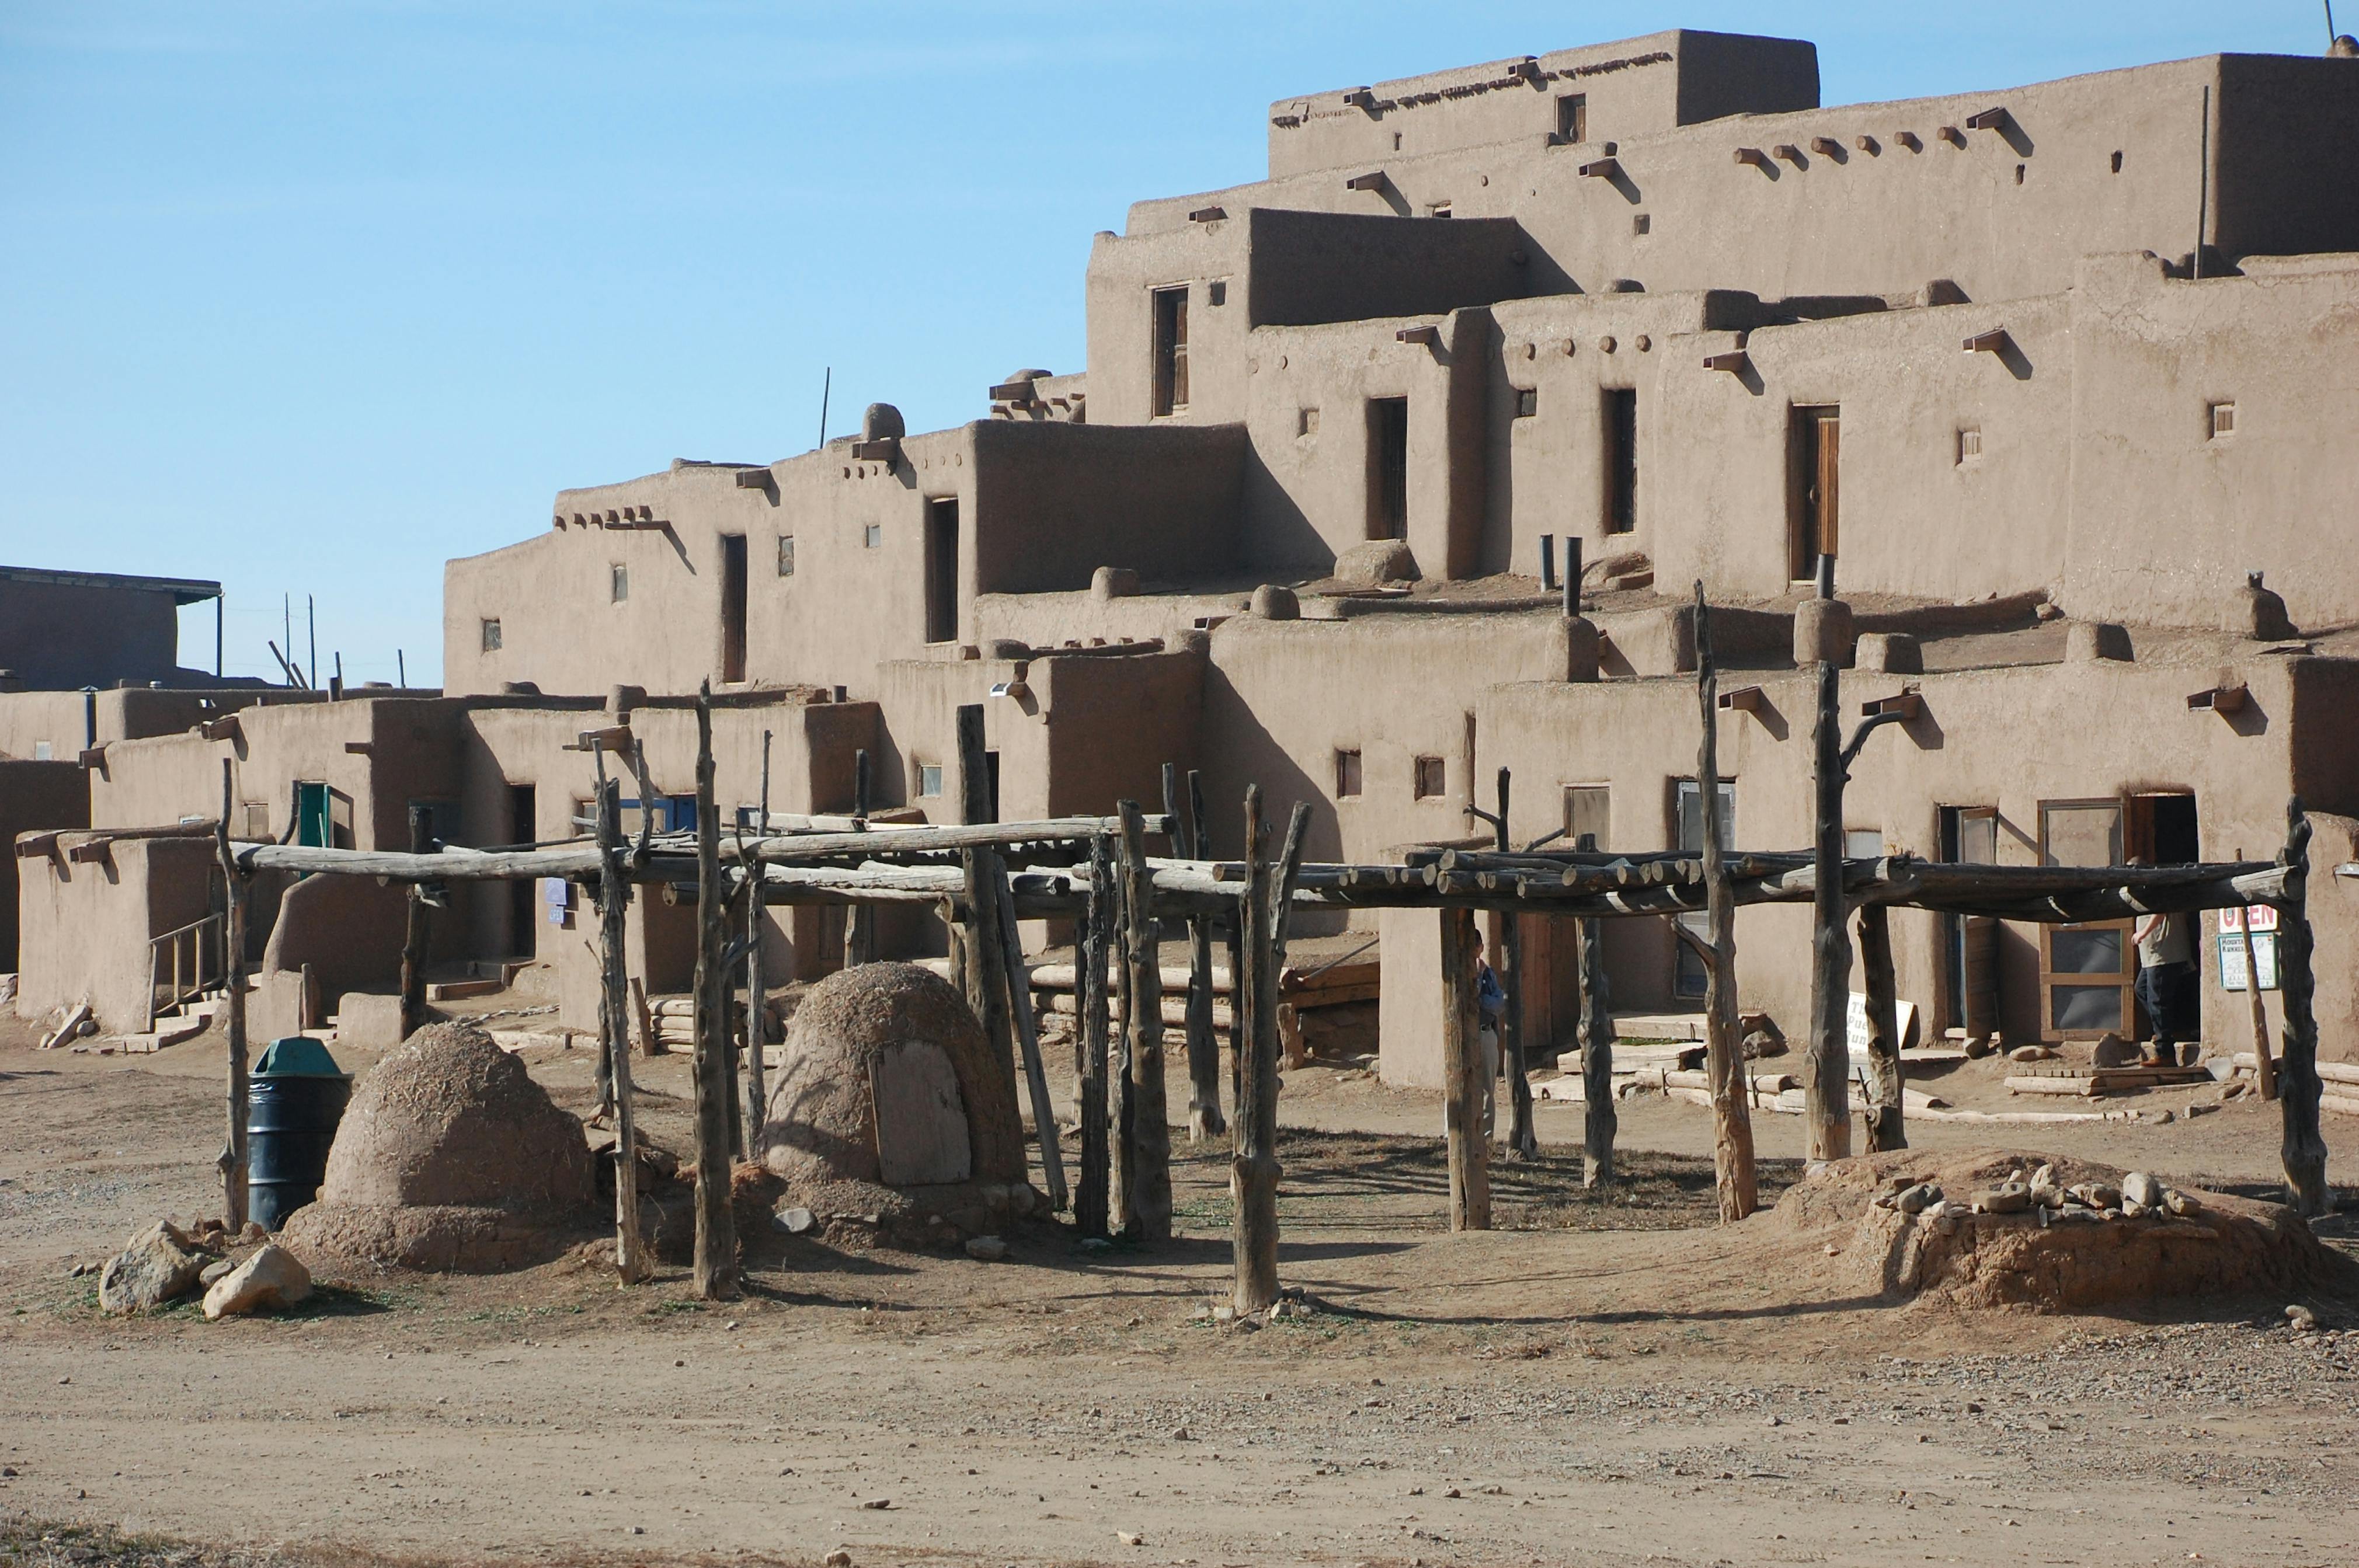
[281,1022,594,1271]
[1779,1148,2343,1312]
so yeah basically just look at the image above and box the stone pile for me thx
[93,1220,311,1318]
[1870,1161,2205,1231]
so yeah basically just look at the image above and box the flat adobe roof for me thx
[0,563,222,606]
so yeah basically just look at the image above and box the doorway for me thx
[719,533,749,684]
[509,784,537,959]
[925,499,959,644]
[1367,397,1408,541]
[1938,806,1999,1034]
[1788,405,1839,581]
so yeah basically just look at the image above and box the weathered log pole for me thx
[993,863,1068,1212]
[1170,765,1226,1141]
[843,747,874,967]
[1076,834,1115,1239]
[399,803,433,1049]
[1694,587,1758,1219]
[744,730,772,1144]
[1234,792,1310,1313]
[954,705,1026,1160]
[1467,767,1535,1158]
[2274,798,2327,1215]
[1856,901,1906,1151]
[1441,904,1492,1230]
[1117,800,1172,1242]
[2232,847,2277,1100]
[597,777,650,1283]
[688,683,739,1299]
[213,759,249,1231]
[1109,849,1136,1230]
[1804,562,1855,1162]
[1575,845,1616,1188]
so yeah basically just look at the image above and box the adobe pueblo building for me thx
[12,29,2359,1093]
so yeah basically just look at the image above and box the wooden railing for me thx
[145,912,225,1033]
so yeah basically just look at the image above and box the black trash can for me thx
[247,1037,353,1232]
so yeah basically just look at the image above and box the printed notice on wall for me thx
[2217,907,2280,991]
[1846,992,1922,1058]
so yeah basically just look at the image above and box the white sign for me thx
[1846,992,1922,1058]
[2219,931,2280,992]
[2218,905,2279,934]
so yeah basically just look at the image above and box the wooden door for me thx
[1789,406,1839,581]
[2038,799,2131,1039]
[1950,808,2000,1036]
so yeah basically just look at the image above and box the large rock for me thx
[1332,541,1418,587]
[203,1244,312,1319]
[98,1221,211,1314]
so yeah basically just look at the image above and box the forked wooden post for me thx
[597,777,650,1283]
[1856,902,1906,1151]
[1074,835,1114,1238]
[1109,858,1136,1229]
[2274,797,2327,1215]
[1440,905,1492,1230]
[1575,865,1616,1188]
[1170,764,1226,1141]
[993,865,1068,1212]
[1693,587,1758,1218]
[743,730,772,1141]
[688,684,739,1299]
[954,705,1025,1148]
[843,747,874,967]
[1468,766,1535,1158]
[399,803,433,1050]
[1233,790,1309,1313]
[213,759,249,1231]
[1804,564,1855,1162]
[1116,800,1172,1241]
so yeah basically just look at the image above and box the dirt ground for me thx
[6,1011,2359,1568]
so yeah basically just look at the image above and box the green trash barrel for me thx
[247,1037,353,1232]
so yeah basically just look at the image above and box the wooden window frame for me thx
[1787,404,1839,582]
[1151,285,1190,417]
[2037,797,2133,1040]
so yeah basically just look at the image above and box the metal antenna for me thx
[816,366,831,450]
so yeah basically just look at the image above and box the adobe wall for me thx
[969,421,1248,593]
[1,759,89,970]
[13,836,215,1032]
[0,687,323,765]
[2062,253,2359,633]
[254,869,409,1036]
[971,590,1246,651]
[1265,32,1819,179]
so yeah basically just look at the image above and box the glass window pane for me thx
[2043,803,2121,867]
[2050,984,2124,1031]
[2050,928,2123,975]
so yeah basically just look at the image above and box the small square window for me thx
[864,524,882,549]
[241,800,270,838]
[1557,93,1587,144]
[1208,279,1227,307]
[1513,388,1539,419]
[777,534,795,576]
[1413,755,1446,800]
[2210,401,2236,438]
[1426,201,1453,219]
[610,563,628,603]
[1632,213,1651,236]
[917,764,943,798]
[1334,748,1363,799]
[480,618,502,653]
[1297,407,1320,437]
[1957,427,1982,463]
[32,741,52,760]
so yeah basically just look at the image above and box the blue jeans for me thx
[2135,961,2200,1048]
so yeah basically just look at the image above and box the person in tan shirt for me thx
[2131,898,2199,1062]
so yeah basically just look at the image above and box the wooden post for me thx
[2233,847,2277,1100]
[2274,799,2327,1216]
[1693,587,1759,1219]
[399,804,433,1048]
[1576,878,1616,1188]
[1471,767,1536,1159]
[1116,800,1172,1242]
[1441,905,1491,1230]
[1856,902,1906,1151]
[1804,565,1855,1162]
[954,708,1024,1175]
[1171,765,1225,1141]
[688,683,739,1299]
[744,730,772,1144]
[993,865,1069,1212]
[1233,792,1309,1314]
[214,759,249,1231]
[1075,834,1114,1238]
[844,748,873,967]
[598,778,650,1283]
[1109,858,1136,1230]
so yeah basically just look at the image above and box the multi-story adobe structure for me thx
[17,30,2359,1095]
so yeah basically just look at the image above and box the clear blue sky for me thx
[0,2,2336,687]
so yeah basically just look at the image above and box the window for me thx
[2038,798,2131,1040]
[1297,407,1320,437]
[610,563,628,604]
[719,533,748,684]
[1957,426,1983,463]
[1673,778,1736,998]
[479,618,502,653]
[1563,785,1610,851]
[1335,748,1363,799]
[2210,401,2236,438]
[1632,213,1651,236]
[777,534,796,576]
[863,524,882,549]
[1412,755,1446,799]
[1603,388,1638,534]
[1207,279,1227,307]
[32,740,51,760]
[924,498,959,643]
[1151,285,1189,416]
[241,800,271,839]
[1557,93,1587,144]
[1513,388,1539,419]
[1427,202,1453,219]
[1845,828,1884,859]
[1367,396,1409,541]
[2110,149,2124,173]
[1788,405,1840,581]
[917,764,943,798]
